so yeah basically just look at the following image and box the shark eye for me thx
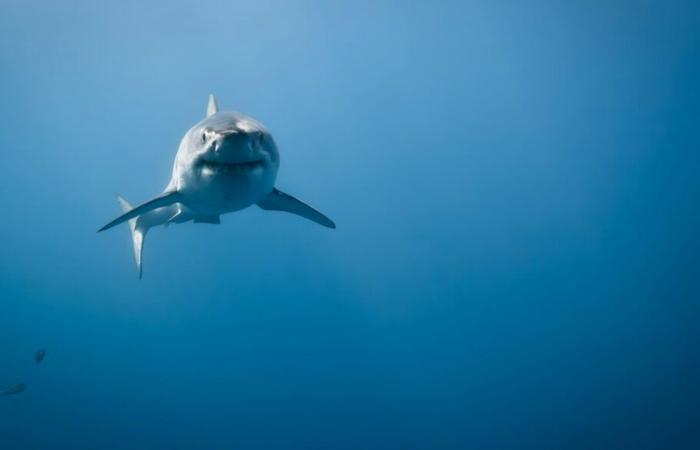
[201,132,207,144]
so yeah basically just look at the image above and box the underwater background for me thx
[1,1,699,449]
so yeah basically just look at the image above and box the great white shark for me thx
[99,95,335,278]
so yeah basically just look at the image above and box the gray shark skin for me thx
[99,95,335,278]
[1,383,26,395]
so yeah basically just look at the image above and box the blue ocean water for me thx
[1,1,699,448]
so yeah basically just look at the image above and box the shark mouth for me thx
[200,159,263,174]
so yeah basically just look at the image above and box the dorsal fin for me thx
[207,94,218,117]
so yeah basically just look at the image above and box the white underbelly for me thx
[180,164,275,215]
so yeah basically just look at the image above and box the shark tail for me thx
[116,194,148,279]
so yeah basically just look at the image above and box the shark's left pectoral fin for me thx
[98,190,182,232]
[257,188,336,229]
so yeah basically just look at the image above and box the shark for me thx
[99,95,335,278]
[1,383,26,395]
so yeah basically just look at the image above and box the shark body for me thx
[99,95,334,277]
[1,383,26,395]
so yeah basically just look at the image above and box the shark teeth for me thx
[201,160,262,174]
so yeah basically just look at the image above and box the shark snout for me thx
[210,130,262,163]
[213,130,241,152]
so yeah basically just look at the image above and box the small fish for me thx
[1,383,26,395]
[35,349,46,364]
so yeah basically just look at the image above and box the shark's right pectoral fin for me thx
[98,190,182,232]
[257,188,336,229]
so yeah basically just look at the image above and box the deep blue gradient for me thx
[1,1,699,449]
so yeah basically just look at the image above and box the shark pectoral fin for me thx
[194,215,220,224]
[99,190,181,232]
[257,188,336,229]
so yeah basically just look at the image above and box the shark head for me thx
[167,97,281,212]
[198,112,279,172]
[188,111,279,177]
